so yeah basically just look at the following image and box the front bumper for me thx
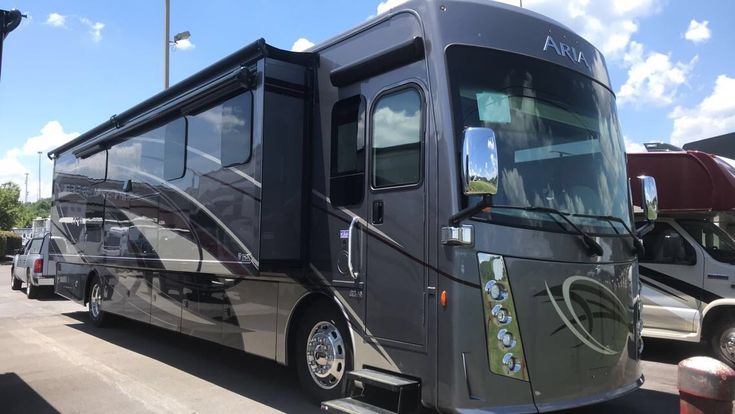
[455,375,643,413]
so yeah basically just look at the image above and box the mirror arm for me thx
[449,195,493,226]
[636,220,655,238]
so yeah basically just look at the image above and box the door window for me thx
[640,222,697,265]
[371,87,423,189]
[678,219,735,264]
[329,95,365,206]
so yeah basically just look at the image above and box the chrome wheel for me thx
[305,321,346,390]
[90,283,102,320]
[720,328,735,365]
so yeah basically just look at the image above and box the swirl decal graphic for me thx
[545,275,627,355]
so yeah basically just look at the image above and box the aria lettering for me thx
[543,35,591,71]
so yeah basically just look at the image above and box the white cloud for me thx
[684,19,711,44]
[617,41,697,107]
[670,75,735,147]
[23,121,80,156]
[494,0,662,60]
[46,13,66,27]
[174,38,195,51]
[291,37,314,52]
[46,13,104,42]
[0,121,79,202]
[377,0,409,15]
[80,17,104,42]
[624,136,646,153]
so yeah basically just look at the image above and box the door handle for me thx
[348,216,360,280]
[372,200,384,224]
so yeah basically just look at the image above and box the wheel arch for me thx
[284,291,356,367]
[83,269,99,306]
[701,299,735,341]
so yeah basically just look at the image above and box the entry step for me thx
[347,369,419,392]
[321,397,394,414]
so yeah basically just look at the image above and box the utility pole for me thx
[164,0,170,89]
[24,172,28,203]
[37,151,41,201]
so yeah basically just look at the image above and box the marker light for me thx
[440,290,447,308]
[485,280,507,301]
[497,329,516,349]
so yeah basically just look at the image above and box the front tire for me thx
[10,268,21,290]
[295,302,352,404]
[711,318,735,368]
[88,276,108,327]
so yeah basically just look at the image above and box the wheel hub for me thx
[723,331,735,359]
[305,321,345,389]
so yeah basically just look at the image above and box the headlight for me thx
[478,253,528,381]
[497,329,517,349]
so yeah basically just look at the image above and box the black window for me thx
[678,219,735,264]
[640,222,697,265]
[371,87,422,189]
[164,118,187,181]
[221,92,253,167]
[77,151,107,182]
[330,96,365,206]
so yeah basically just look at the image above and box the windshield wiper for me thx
[573,214,644,256]
[492,205,603,257]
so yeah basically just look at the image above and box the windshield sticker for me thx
[476,92,511,124]
[514,140,601,163]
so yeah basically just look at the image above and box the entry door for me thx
[365,85,426,346]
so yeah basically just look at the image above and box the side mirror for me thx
[639,175,658,221]
[462,127,499,196]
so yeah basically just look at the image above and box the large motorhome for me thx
[48,1,655,412]
[629,149,735,367]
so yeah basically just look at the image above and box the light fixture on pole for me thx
[37,151,41,201]
[163,0,191,89]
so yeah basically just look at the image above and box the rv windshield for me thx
[448,45,630,234]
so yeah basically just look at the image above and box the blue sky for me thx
[1,0,733,201]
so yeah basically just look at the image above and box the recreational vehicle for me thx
[48,1,656,412]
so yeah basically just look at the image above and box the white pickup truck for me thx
[10,233,68,299]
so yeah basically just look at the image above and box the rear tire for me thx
[26,273,38,299]
[295,301,352,404]
[88,276,108,327]
[10,268,21,290]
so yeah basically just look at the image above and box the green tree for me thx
[0,182,22,230]
[14,197,52,228]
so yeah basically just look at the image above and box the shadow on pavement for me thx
[63,311,320,413]
[642,337,708,365]
[0,372,61,414]
[566,388,678,414]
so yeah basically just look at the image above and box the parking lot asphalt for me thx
[0,264,696,413]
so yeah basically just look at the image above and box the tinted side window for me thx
[330,96,365,207]
[221,92,253,167]
[640,222,697,265]
[372,87,423,188]
[164,118,188,181]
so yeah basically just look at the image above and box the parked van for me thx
[629,149,735,367]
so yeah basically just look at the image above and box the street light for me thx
[163,0,191,89]
[37,151,41,201]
